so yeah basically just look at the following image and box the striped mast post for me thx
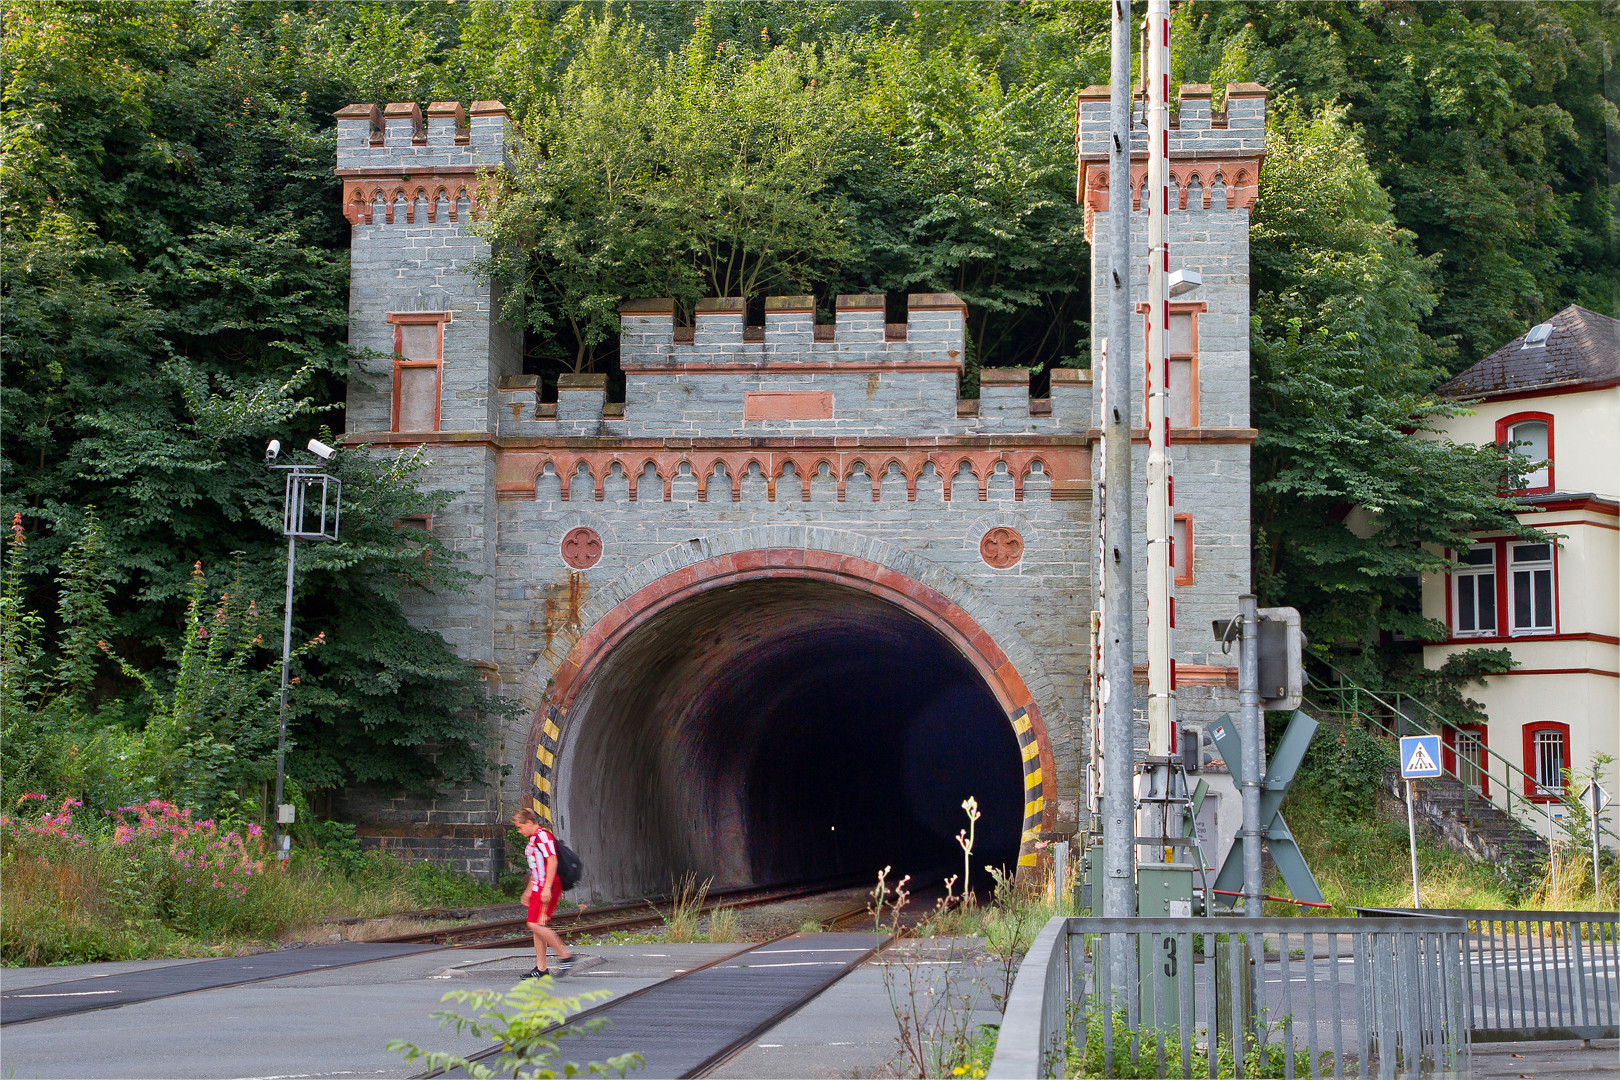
[1142,0,1183,866]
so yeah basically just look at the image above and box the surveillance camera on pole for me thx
[265,438,342,860]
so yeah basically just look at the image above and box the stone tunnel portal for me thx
[549,578,1028,902]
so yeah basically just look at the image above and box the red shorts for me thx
[527,881,560,924]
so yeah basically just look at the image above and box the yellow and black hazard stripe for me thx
[1013,707,1044,866]
[530,706,562,824]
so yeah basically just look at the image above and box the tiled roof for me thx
[1437,305,1619,399]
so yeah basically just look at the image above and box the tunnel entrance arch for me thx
[525,547,1058,900]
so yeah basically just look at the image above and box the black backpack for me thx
[554,836,584,891]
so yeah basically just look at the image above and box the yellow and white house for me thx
[1420,304,1618,835]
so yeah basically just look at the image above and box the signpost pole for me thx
[1406,778,1421,908]
[1398,734,1440,909]
[1592,783,1602,897]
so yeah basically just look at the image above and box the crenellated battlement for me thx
[1074,83,1267,220]
[334,100,511,226]
[619,293,966,367]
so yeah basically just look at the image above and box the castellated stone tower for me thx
[1076,82,1267,736]
[334,92,1258,893]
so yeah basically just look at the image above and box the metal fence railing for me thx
[989,916,1471,1080]
[1306,659,1620,857]
[1355,907,1619,1042]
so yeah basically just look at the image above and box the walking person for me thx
[513,808,576,979]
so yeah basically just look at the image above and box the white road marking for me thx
[732,961,844,968]
[8,990,121,998]
[752,948,869,954]
[756,1044,782,1048]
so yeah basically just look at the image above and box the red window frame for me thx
[1521,721,1570,801]
[387,311,450,432]
[1137,301,1205,427]
[1444,538,1560,642]
[1495,411,1554,495]
[397,514,433,563]
[1173,513,1194,586]
[1442,724,1490,797]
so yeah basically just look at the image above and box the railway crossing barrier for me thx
[989,916,1471,1079]
[1355,907,1619,1043]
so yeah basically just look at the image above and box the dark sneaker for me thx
[524,966,548,980]
[555,955,577,976]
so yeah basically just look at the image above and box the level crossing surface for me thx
[0,942,441,1026]
[444,931,887,1079]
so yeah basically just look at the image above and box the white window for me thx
[1509,543,1554,634]
[1455,729,1485,793]
[1453,547,1496,636]
[1505,419,1549,490]
[1532,728,1565,795]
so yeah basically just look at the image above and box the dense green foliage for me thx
[1,2,503,806]
[3,0,1613,820]
[1184,0,1619,366]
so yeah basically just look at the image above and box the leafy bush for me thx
[390,977,643,1079]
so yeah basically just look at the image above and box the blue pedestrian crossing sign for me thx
[1400,735,1443,779]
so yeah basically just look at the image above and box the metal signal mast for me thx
[1141,0,1181,859]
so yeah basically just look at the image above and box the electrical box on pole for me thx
[1256,606,1305,711]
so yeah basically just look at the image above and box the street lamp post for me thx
[266,438,341,860]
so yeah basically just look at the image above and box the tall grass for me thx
[2,796,509,966]
[1280,782,1616,914]
[661,872,711,943]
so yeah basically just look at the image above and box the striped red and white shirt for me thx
[525,829,557,889]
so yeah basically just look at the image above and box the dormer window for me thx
[1521,322,1553,349]
[1496,412,1553,493]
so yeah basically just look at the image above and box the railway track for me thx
[375,873,874,948]
[422,896,880,1079]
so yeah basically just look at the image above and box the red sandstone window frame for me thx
[1138,301,1204,427]
[1173,513,1194,586]
[397,514,433,562]
[1522,720,1570,801]
[1442,723,1490,797]
[1495,411,1554,494]
[387,311,450,433]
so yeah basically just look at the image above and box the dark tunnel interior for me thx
[555,579,1026,900]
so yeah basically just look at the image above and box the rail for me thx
[1306,657,1619,855]
[989,915,1470,1080]
[1355,907,1619,1042]
[374,873,870,946]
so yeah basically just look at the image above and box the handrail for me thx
[1306,656,1619,850]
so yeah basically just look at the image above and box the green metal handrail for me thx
[1304,657,1618,852]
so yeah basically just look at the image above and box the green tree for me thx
[483,12,856,376]
[1,0,499,803]
[1249,103,1537,667]
[1184,0,1619,366]
[834,30,1092,382]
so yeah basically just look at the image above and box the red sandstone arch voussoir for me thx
[528,548,1058,865]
